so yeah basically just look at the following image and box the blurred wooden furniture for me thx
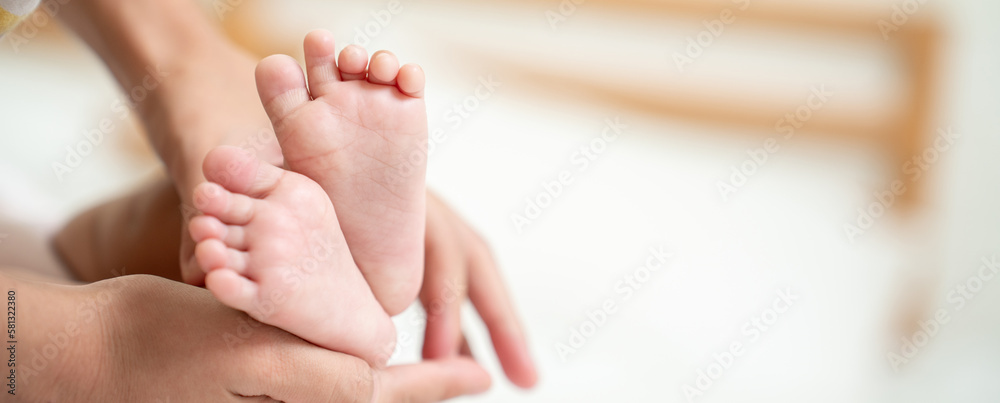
[501,0,943,209]
[220,0,942,208]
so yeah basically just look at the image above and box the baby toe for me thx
[397,63,425,98]
[368,50,400,85]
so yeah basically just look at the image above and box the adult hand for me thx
[58,0,284,286]
[68,275,490,402]
[420,192,539,388]
[56,1,538,389]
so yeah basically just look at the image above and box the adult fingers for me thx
[232,341,375,403]
[378,357,491,403]
[466,235,538,389]
[421,199,467,359]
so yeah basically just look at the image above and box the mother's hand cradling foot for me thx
[420,192,539,388]
[92,275,490,402]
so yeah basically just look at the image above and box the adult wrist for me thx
[58,0,242,197]
[1,274,114,400]
[60,0,225,95]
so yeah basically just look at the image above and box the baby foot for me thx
[254,29,427,315]
[189,146,395,367]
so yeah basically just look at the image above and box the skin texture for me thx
[255,30,428,316]
[1,271,491,402]
[421,192,539,388]
[190,146,395,367]
[51,0,539,393]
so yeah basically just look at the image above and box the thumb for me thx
[377,357,492,403]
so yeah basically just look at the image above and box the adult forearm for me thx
[57,0,262,200]
[0,270,108,400]
[55,0,280,284]
[58,0,218,95]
